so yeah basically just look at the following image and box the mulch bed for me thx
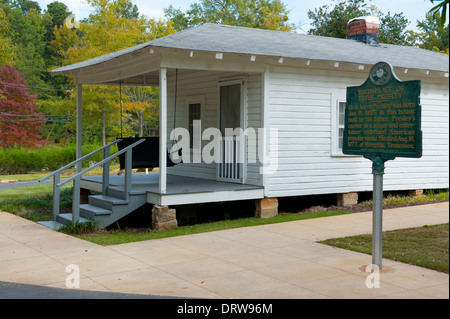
[323,199,449,214]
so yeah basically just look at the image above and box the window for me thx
[331,91,354,157]
[188,103,201,148]
[219,83,241,136]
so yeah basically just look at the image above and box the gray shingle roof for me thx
[51,23,449,74]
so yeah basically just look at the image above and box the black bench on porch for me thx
[117,137,181,170]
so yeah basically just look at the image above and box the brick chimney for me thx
[347,16,380,46]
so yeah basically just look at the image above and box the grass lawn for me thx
[0,183,55,200]
[0,185,73,221]
[320,223,449,273]
[0,172,49,182]
[0,170,448,271]
[0,164,122,183]
[76,211,351,245]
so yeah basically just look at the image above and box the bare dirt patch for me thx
[0,179,19,183]
[312,199,449,214]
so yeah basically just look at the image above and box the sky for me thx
[35,0,443,33]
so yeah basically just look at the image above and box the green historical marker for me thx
[343,61,422,163]
[343,61,422,269]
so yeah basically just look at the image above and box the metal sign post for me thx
[343,62,422,270]
[371,157,385,268]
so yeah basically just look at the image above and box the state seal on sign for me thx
[369,62,393,86]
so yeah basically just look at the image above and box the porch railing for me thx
[218,136,243,182]
[39,138,145,223]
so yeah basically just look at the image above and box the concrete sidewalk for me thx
[0,202,448,299]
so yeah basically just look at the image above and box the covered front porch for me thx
[69,65,267,197]
[41,28,273,229]
[81,172,264,206]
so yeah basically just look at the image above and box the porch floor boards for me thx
[81,172,264,206]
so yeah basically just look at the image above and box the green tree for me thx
[46,21,78,99]
[165,0,295,32]
[429,0,448,26]
[378,12,411,45]
[114,0,138,19]
[120,86,159,138]
[164,5,191,31]
[307,0,412,45]
[307,0,367,39]
[0,7,16,65]
[7,0,41,14]
[70,0,173,61]
[60,0,174,145]
[0,1,54,98]
[43,2,73,98]
[44,1,72,52]
[36,96,75,143]
[414,13,449,52]
[45,1,71,27]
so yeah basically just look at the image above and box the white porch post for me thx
[159,68,167,194]
[261,66,270,196]
[76,84,83,171]
[73,84,83,222]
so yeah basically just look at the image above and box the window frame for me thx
[185,95,205,152]
[331,90,359,157]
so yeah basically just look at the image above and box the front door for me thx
[217,81,244,183]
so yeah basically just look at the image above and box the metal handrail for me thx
[38,139,122,183]
[58,139,145,187]
[43,138,145,225]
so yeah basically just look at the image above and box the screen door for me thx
[217,82,244,183]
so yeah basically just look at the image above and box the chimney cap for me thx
[348,16,380,25]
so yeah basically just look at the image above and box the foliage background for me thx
[0,0,447,173]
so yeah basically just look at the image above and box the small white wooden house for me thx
[43,20,449,229]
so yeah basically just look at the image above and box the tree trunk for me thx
[138,110,143,137]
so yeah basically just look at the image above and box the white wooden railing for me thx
[39,138,145,223]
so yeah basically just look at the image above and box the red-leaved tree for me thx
[0,64,48,148]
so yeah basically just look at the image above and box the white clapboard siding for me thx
[265,65,449,198]
[245,73,263,186]
[165,70,263,185]
[166,70,220,180]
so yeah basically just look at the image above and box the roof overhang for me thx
[50,23,449,86]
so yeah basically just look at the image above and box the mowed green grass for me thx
[76,211,351,245]
[320,223,449,273]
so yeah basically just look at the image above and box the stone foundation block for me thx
[152,205,177,230]
[337,192,358,206]
[255,197,278,218]
[409,189,423,197]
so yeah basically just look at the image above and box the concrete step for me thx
[89,193,148,229]
[80,204,112,219]
[56,213,91,225]
[105,187,126,200]
[88,195,129,210]
[37,220,64,230]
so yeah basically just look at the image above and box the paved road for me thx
[0,179,57,190]
[0,281,175,299]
